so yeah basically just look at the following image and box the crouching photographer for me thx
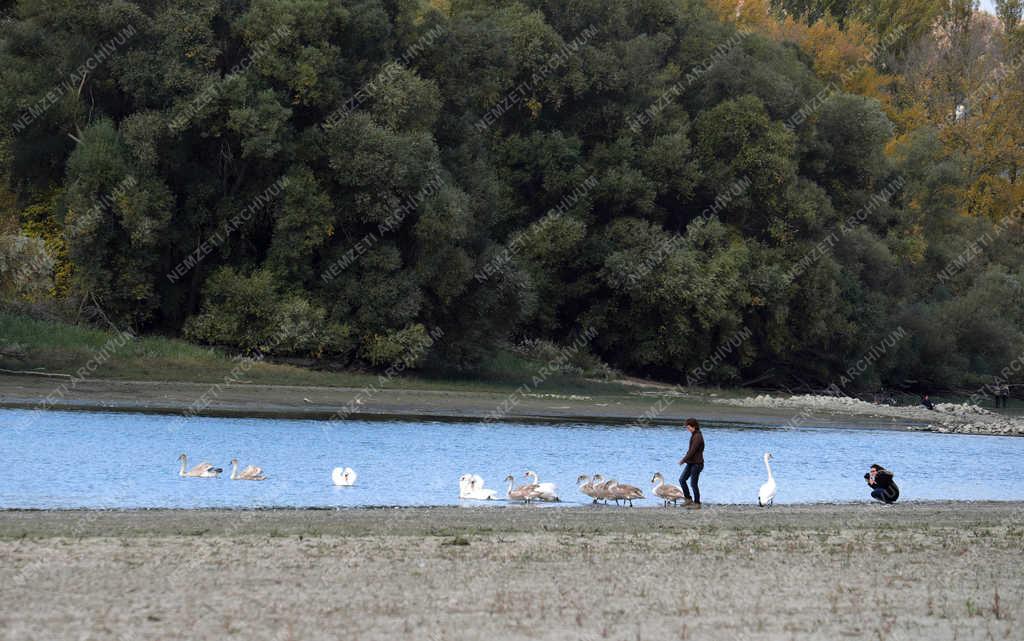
[865,464,900,504]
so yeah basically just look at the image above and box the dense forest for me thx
[1,0,1023,392]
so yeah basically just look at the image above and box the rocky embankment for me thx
[717,394,1024,436]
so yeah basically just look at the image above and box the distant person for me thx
[677,417,705,509]
[921,394,935,410]
[865,464,899,504]
[995,383,1010,409]
[875,388,897,406]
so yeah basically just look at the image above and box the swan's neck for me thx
[653,478,664,490]
[527,473,538,485]
[230,461,238,480]
[179,458,186,476]
[764,458,774,481]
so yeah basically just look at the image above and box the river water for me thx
[2,409,1022,508]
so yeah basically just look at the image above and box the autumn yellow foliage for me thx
[705,0,895,106]
[707,0,1024,223]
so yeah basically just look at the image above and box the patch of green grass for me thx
[441,535,471,546]
[0,312,630,396]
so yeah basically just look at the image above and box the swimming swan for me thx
[758,452,777,507]
[459,473,498,500]
[505,474,538,502]
[524,470,559,502]
[332,467,357,486]
[459,473,473,498]
[650,472,686,506]
[178,453,222,478]
[230,458,266,481]
[470,474,498,500]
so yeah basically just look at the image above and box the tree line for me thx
[1,0,1022,393]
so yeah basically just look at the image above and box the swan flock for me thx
[178,453,781,506]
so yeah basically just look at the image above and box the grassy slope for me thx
[0,312,626,395]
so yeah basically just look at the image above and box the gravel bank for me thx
[717,393,1024,436]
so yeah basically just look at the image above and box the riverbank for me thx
[5,313,1021,435]
[1,504,1021,640]
[0,373,929,429]
[0,311,612,395]
[716,393,1024,436]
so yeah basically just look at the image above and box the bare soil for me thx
[0,374,922,430]
[1,503,1021,641]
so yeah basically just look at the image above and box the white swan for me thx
[651,472,686,507]
[524,470,559,502]
[459,473,474,498]
[230,458,266,481]
[459,473,498,500]
[470,474,498,500]
[178,453,222,478]
[332,466,357,486]
[758,452,777,507]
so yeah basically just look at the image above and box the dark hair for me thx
[685,418,700,430]
[869,464,882,471]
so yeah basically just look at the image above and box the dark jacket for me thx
[682,430,705,466]
[872,469,894,489]
[868,468,899,501]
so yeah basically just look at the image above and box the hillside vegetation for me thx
[0,312,618,393]
[1,0,1022,393]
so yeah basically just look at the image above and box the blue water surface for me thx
[1,409,1023,508]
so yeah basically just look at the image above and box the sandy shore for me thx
[0,374,927,430]
[2,504,1021,641]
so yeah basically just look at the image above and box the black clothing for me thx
[867,468,899,503]
[996,385,1009,408]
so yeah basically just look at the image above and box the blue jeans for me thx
[680,463,703,504]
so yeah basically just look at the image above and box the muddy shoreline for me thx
[0,374,928,430]
[1,501,1022,537]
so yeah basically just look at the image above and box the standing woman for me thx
[678,417,705,509]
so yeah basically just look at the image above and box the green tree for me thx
[63,120,172,326]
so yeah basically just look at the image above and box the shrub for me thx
[185,267,354,359]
